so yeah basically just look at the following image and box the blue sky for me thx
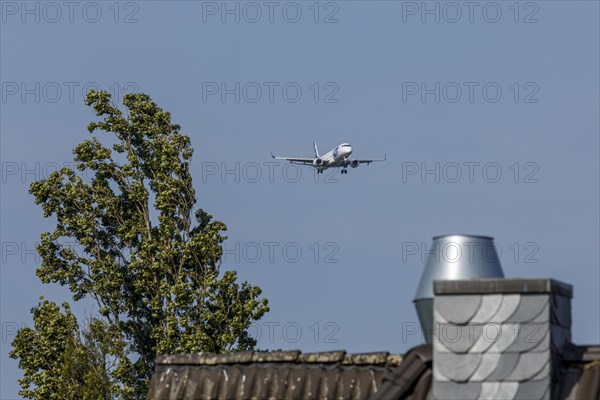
[1,1,599,398]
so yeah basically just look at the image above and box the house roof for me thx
[370,344,432,400]
[148,350,403,400]
[555,344,600,400]
[148,344,600,400]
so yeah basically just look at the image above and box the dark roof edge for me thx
[155,350,403,366]
[156,351,255,366]
[434,278,573,298]
[563,344,600,362]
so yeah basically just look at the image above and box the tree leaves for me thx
[12,90,269,399]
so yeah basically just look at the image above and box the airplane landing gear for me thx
[341,169,348,174]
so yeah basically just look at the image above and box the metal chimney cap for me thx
[413,234,504,302]
[432,234,494,240]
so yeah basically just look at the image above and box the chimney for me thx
[432,278,572,400]
[413,235,505,343]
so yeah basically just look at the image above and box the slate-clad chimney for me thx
[432,279,572,400]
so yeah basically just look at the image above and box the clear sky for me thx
[1,1,599,398]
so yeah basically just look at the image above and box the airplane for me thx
[270,142,386,174]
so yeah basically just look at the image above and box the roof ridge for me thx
[155,350,404,366]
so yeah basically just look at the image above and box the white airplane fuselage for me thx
[317,143,353,169]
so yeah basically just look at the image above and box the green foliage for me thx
[11,91,269,399]
[9,299,112,400]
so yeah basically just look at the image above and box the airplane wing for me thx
[355,154,387,165]
[270,151,327,165]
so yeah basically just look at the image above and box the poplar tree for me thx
[10,91,269,399]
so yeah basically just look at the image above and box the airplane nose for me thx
[346,146,352,155]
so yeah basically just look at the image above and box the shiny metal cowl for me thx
[413,234,505,343]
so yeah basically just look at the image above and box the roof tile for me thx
[342,352,390,365]
[297,350,346,363]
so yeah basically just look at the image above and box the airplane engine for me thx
[313,158,324,166]
[350,159,360,168]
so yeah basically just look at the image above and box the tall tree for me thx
[10,91,269,399]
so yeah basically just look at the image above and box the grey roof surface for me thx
[557,344,600,400]
[148,350,403,400]
[147,344,600,400]
[370,344,432,400]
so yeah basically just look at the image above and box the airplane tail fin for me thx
[313,141,320,158]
